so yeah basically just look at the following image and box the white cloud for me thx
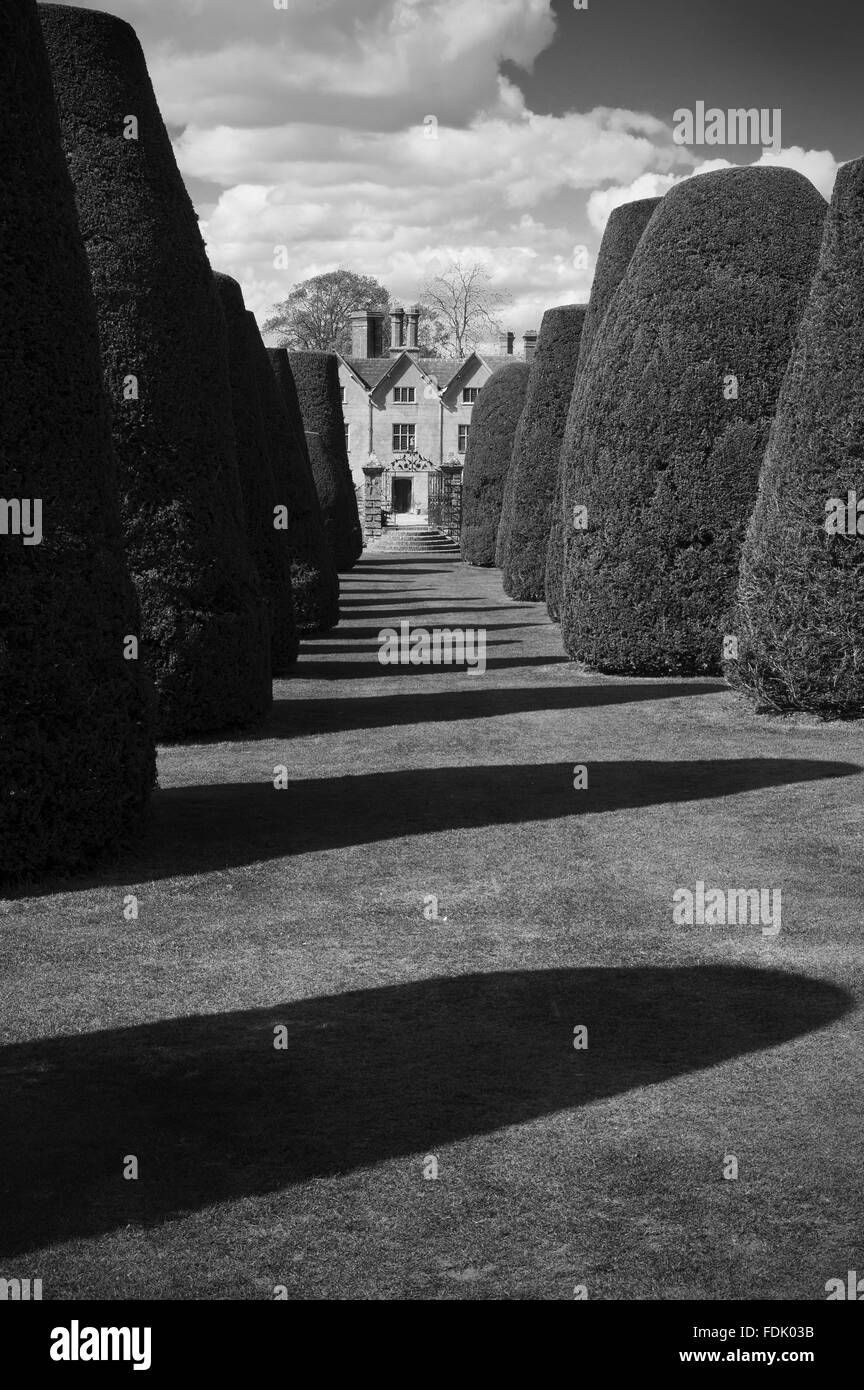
[588,147,841,234]
[60,1,841,334]
[751,145,840,199]
[193,95,696,329]
[141,0,558,131]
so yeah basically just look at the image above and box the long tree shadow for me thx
[338,591,439,604]
[0,965,850,1255]
[328,604,541,619]
[14,757,856,891]
[264,681,728,737]
[287,654,572,679]
[352,566,454,576]
[305,639,522,656]
[300,622,535,645]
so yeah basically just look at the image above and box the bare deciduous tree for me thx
[420,260,511,357]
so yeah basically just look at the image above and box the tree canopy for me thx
[263,268,445,356]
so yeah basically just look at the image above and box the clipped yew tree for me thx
[558,167,826,675]
[259,344,339,633]
[288,352,362,571]
[734,157,864,716]
[497,306,586,597]
[213,274,298,672]
[545,197,660,620]
[40,4,270,736]
[461,362,531,567]
[1,0,155,878]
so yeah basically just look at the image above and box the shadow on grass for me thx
[300,622,535,645]
[14,757,856,891]
[263,681,728,736]
[354,565,456,576]
[286,653,572,679]
[329,604,541,618]
[0,965,850,1254]
[307,640,522,656]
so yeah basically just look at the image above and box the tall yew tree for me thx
[41,4,271,736]
[545,198,660,620]
[288,352,363,571]
[1,0,155,878]
[260,344,340,634]
[461,362,530,567]
[214,274,298,673]
[497,306,586,598]
[558,168,826,675]
[734,157,864,716]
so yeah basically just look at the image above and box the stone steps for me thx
[364,525,461,554]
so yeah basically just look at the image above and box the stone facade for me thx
[338,307,537,522]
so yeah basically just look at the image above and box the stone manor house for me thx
[337,304,537,523]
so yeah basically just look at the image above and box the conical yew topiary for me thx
[1,0,155,879]
[287,352,362,571]
[259,344,340,634]
[558,167,826,675]
[213,273,298,673]
[461,362,531,567]
[545,198,660,621]
[497,305,586,598]
[40,4,271,736]
[733,157,864,716]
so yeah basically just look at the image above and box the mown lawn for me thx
[1,554,862,1299]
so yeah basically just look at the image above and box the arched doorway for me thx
[387,451,433,524]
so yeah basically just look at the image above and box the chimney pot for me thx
[389,305,405,355]
[405,302,420,352]
[351,307,386,358]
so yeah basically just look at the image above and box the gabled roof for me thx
[414,357,464,386]
[340,351,477,394]
[440,350,494,397]
[338,355,392,389]
[477,353,518,372]
[372,352,437,396]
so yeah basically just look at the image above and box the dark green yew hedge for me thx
[558,168,826,675]
[287,352,362,572]
[261,344,340,634]
[734,157,864,716]
[461,362,530,567]
[1,0,155,879]
[41,4,271,736]
[545,197,660,621]
[498,305,586,598]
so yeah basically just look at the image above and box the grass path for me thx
[1,553,862,1299]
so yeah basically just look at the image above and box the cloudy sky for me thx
[62,0,863,334]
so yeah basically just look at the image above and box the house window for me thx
[344,424,351,452]
[340,385,346,403]
[393,386,415,403]
[458,423,469,452]
[462,387,480,404]
[392,423,415,452]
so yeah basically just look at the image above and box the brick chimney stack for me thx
[350,307,385,358]
[389,305,405,355]
[523,330,538,363]
[405,303,420,353]
[498,330,515,355]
